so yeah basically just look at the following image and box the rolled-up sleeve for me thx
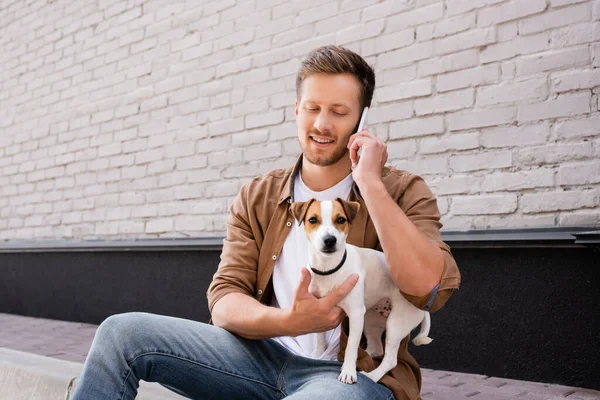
[397,174,461,312]
[206,183,260,313]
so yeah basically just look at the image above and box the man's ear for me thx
[335,198,360,224]
[291,198,316,224]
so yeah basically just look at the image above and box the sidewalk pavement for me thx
[0,312,598,400]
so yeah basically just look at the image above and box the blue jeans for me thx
[72,312,394,400]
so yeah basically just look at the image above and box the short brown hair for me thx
[296,45,376,109]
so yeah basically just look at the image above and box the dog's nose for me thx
[323,236,337,248]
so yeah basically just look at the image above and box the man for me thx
[73,45,460,400]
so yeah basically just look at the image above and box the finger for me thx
[295,267,312,297]
[324,273,358,308]
[349,137,370,164]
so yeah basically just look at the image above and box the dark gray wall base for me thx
[0,229,598,390]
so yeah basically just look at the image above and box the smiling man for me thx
[73,46,460,400]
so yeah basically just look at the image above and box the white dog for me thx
[291,198,433,384]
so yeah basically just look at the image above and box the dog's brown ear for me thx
[335,198,360,224]
[291,198,316,224]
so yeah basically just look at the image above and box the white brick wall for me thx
[1,0,599,240]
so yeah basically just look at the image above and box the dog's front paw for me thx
[360,370,378,383]
[338,366,357,384]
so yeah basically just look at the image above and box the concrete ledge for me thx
[0,347,185,399]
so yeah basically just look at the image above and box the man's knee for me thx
[94,312,156,346]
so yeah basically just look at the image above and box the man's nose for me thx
[314,113,333,132]
[323,236,337,248]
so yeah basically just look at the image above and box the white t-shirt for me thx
[270,171,354,360]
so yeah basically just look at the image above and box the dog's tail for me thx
[412,312,433,346]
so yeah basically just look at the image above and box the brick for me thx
[181,43,214,63]
[336,19,385,45]
[483,169,555,192]
[361,29,414,57]
[519,3,591,35]
[174,155,208,171]
[429,175,483,195]
[244,143,282,161]
[417,13,476,41]
[554,116,600,139]
[478,0,546,27]
[450,151,512,172]
[368,102,415,124]
[386,3,445,32]
[477,77,548,106]
[551,22,600,48]
[551,0,588,6]
[377,79,432,103]
[518,92,591,123]
[421,132,479,154]
[231,130,269,147]
[391,155,448,174]
[380,65,418,86]
[387,139,418,159]
[447,107,516,131]
[361,1,412,22]
[437,64,500,92]
[557,161,600,185]
[145,218,173,233]
[481,122,550,148]
[559,211,600,227]
[418,49,479,77]
[208,149,243,167]
[174,215,208,231]
[246,110,284,129]
[315,11,361,36]
[551,69,600,93]
[205,181,240,198]
[446,0,506,15]
[481,32,550,63]
[452,194,518,215]
[295,2,338,26]
[415,89,474,116]
[434,27,496,55]
[219,28,255,49]
[516,46,590,77]
[518,142,593,165]
[522,189,600,213]
[256,15,294,38]
[208,118,244,137]
[389,115,445,139]
[378,42,434,69]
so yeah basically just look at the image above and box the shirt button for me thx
[287,198,292,204]
[286,221,292,227]
[272,255,277,260]
[258,289,263,295]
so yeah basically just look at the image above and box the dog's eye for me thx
[308,217,318,224]
[336,217,347,224]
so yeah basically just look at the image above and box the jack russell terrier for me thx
[291,198,433,384]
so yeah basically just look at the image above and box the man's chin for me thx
[302,145,349,167]
[304,152,345,167]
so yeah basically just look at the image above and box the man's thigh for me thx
[100,312,292,399]
[282,357,394,400]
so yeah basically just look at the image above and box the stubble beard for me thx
[302,140,350,167]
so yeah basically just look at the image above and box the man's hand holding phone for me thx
[348,107,388,188]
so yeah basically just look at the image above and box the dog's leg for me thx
[412,312,433,346]
[338,302,366,384]
[360,306,405,383]
[361,291,426,383]
[363,309,385,358]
